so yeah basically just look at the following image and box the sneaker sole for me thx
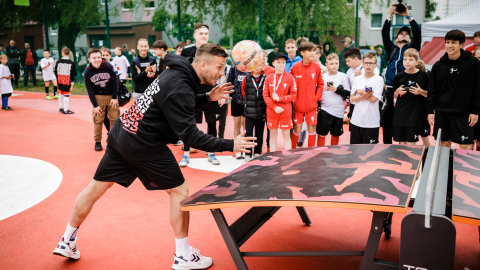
[208,159,220,166]
[53,249,80,260]
[171,261,213,270]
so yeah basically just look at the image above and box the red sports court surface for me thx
[1,91,479,270]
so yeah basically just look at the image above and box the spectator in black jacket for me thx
[5,40,21,87]
[20,43,38,87]
[427,30,480,150]
[381,3,421,144]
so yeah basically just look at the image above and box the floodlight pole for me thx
[177,0,182,42]
[42,0,50,51]
[259,0,263,46]
[105,0,111,48]
[355,0,359,48]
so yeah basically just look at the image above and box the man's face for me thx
[474,50,480,60]
[403,56,417,70]
[137,41,149,55]
[101,51,111,61]
[346,56,360,69]
[176,47,183,55]
[362,57,377,73]
[396,31,411,44]
[25,43,30,50]
[326,59,339,72]
[285,43,297,56]
[89,52,103,68]
[300,49,315,62]
[200,56,226,86]
[153,48,164,57]
[10,40,15,47]
[43,51,50,58]
[186,39,192,45]
[314,48,321,62]
[445,39,463,57]
[474,36,480,45]
[376,47,383,55]
[194,28,209,46]
[272,58,286,72]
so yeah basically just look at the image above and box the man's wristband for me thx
[406,14,412,20]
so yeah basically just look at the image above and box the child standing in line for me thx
[111,47,130,84]
[0,55,14,110]
[317,53,350,146]
[54,47,76,114]
[41,50,58,100]
[263,53,297,151]
[414,59,432,147]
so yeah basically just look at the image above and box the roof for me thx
[88,22,151,30]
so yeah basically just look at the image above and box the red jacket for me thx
[290,61,324,113]
[263,72,297,119]
[264,65,275,76]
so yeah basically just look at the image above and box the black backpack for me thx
[118,80,131,107]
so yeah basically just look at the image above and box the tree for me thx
[152,7,175,45]
[151,7,201,45]
[425,0,438,21]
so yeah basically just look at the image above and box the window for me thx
[144,0,155,9]
[395,14,404,25]
[122,0,134,10]
[371,14,382,28]
[49,27,57,35]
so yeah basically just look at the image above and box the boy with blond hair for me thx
[392,48,429,145]
[317,53,350,146]
[284,38,302,73]
[111,47,130,84]
[290,41,324,148]
[0,55,14,110]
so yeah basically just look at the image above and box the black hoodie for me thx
[84,59,118,107]
[427,50,480,115]
[109,53,234,157]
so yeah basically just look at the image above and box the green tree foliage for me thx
[152,7,201,45]
[424,0,438,21]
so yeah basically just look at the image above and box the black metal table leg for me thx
[296,207,311,226]
[383,213,393,239]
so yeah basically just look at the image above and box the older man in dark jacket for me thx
[5,40,21,87]
[20,43,38,87]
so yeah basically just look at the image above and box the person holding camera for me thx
[381,2,421,144]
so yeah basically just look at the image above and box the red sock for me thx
[331,136,340,145]
[291,132,299,149]
[476,145,480,151]
[308,132,317,147]
[317,135,325,146]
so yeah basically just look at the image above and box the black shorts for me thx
[231,101,244,117]
[194,109,203,124]
[474,120,480,141]
[392,126,420,143]
[349,124,379,144]
[94,144,185,190]
[316,109,344,137]
[433,111,474,145]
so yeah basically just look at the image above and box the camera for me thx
[395,0,412,14]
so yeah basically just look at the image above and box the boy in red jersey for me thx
[263,53,297,151]
[290,41,324,148]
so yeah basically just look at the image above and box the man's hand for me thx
[327,85,337,92]
[428,114,435,127]
[233,131,257,153]
[110,99,119,109]
[395,85,407,97]
[469,114,478,127]
[93,106,102,116]
[209,83,234,101]
[147,72,155,78]
[274,106,284,114]
[389,3,396,17]
[272,93,279,101]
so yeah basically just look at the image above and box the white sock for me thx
[184,151,190,157]
[59,94,64,109]
[175,236,191,257]
[63,223,79,243]
[64,95,70,111]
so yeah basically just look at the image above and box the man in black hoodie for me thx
[427,30,480,150]
[52,44,256,269]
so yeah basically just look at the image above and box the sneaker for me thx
[235,152,242,159]
[63,110,75,114]
[174,140,183,146]
[46,95,53,100]
[59,108,64,113]
[244,155,251,162]
[179,155,190,167]
[297,142,303,148]
[171,247,213,270]
[53,95,59,99]
[208,154,220,165]
[95,142,103,151]
[4,107,13,111]
[53,237,80,260]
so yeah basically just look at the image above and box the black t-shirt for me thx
[392,70,429,128]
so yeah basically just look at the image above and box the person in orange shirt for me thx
[263,53,297,152]
[290,41,324,148]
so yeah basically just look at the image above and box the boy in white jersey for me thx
[111,47,130,84]
[317,53,350,146]
[349,52,384,144]
[41,50,58,100]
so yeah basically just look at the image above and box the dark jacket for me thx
[20,49,38,66]
[5,46,21,65]
[382,18,421,86]
[109,53,234,156]
[339,43,354,73]
[131,55,158,94]
[84,59,118,107]
[227,65,247,105]
[180,43,197,63]
[427,50,480,115]
[243,72,267,119]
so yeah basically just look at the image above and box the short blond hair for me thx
[404,48,419,60]
[137,38,148,45]
[115,47,122,51]
[100,47,111,55]
[0,54,7,60]
[416,60,426,71]
[326,53,339,62]
[285,38,296,46]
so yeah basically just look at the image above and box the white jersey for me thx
[350,74,384,128]
[112,55,130,80]
[0,65,13,95]
[321,72,350,119]
[346,64,380,90]
[41,58,56,81]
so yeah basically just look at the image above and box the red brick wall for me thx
[0,24,45,50]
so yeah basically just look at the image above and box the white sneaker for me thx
[172,247,213,270]
[174,140,183,146]
[53,237,80,260]
[235,152,242,159]
[244,155,251,162]
[179,155,190,167]
[208,154,220,165]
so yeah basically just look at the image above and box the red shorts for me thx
[59,90,71,95]
[293,110,317,125]
[267,118,293,130]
